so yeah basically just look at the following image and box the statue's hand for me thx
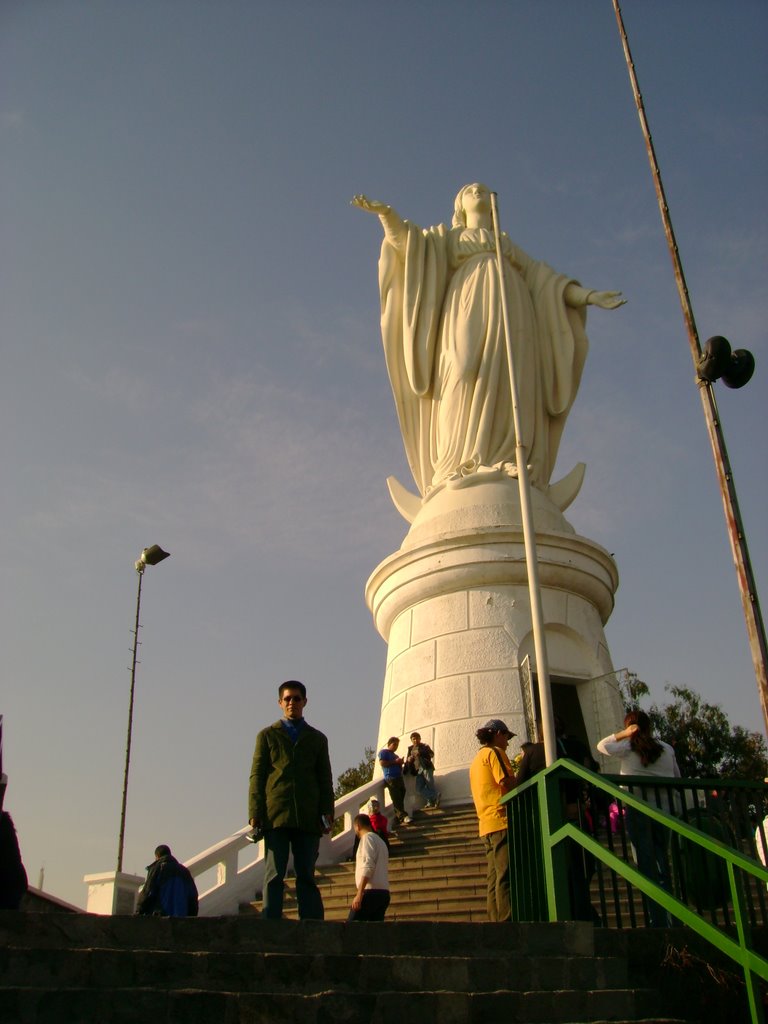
[588,290,626,310]
[351,194,391,216]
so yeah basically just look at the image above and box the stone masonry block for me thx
[379,662,393,708]
[562,592,603,639]
[386,610,412,665]
[467,587,518,630]
[377,694,407,746]
[405,676,470,727]
[390,640,436,695]
[437,627,515,677]
[411,591,468,645]
[433,719,484,769]
[541,587,568,624]
[469,670,522,716]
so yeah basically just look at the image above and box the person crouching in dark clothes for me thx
[136,845,199,917]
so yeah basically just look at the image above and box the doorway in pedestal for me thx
[552,680,590,750]
[526,672,591,750]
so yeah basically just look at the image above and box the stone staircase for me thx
[278,803,489,922]
[0,910,703,1024]
[270,803,645,926]
[0,805,751,1022]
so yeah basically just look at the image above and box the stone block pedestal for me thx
[366,478,626,805]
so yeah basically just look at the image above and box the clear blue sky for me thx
[1,1,765,906]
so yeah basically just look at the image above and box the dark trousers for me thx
[385,776,407,821]
[415,768,438,804]
[626,808,672,927]
[262,828,323,920]
[347,889,390,922]
[567,835,599,923]
[481,828,511,922]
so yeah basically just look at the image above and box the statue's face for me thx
[462,183,491,216]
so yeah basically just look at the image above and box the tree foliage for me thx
[619,672,650,712]
[618,679,768,780]
[334,746,375,799]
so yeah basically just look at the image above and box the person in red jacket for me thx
[368,798,390,849]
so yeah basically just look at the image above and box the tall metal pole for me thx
[117,564,144,874]
[612,1,768,735]
[490,192,557,766]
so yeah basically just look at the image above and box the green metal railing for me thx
[502,760,768,1024]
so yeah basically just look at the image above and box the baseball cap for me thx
[483,719,515,736]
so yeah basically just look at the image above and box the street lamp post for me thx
[116,545,170,874]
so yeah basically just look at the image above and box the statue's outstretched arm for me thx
[587,290,626,310]
[351,194,407,250]
[564,283,626,310]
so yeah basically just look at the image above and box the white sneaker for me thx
[403,816,413,824]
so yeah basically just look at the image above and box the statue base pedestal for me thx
[365,478,625,808]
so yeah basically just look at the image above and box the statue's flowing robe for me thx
[378,224,589,496]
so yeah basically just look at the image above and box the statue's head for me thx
[452,182,491,228]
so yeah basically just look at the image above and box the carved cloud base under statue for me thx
[366,476,626,807]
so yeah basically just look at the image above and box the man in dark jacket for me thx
[248,680,334,919]
[136,845,199,917]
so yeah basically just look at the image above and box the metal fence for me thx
[503,761,768,1024]
[595,774,767,932]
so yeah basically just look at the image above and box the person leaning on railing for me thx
[596,710,681,927]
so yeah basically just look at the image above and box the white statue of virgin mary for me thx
[353,184,624,516]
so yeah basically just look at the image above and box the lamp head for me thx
[135,545,170,572]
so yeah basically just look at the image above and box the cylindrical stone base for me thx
[365,478,625,807]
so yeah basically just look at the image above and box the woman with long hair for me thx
[597,711,680,926]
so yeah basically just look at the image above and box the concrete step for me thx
[0,986,680,1024]
[0,914,736,1023]
[0,913,603,956]
[314,859,486,891]
[0,947,632,993]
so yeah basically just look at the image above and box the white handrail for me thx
[188,778,389,916]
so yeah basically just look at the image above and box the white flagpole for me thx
[490,191,557,766]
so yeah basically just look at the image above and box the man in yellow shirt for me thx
[469,719,516,921]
